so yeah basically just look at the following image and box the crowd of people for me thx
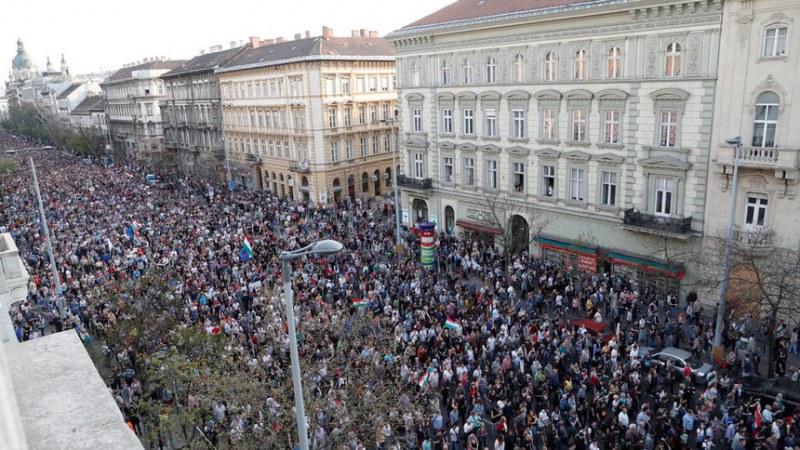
[2,129,800,450]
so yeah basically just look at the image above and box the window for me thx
[326,78,335,95]
[358,106,366,124]
[659,112,678,148]
[665,42,682,77]
[344,107,352,127]
[360,138,367,157]
[414,153,424,179]
[384,134,390,152]
[382,104,389,121]
[342,78,350,94]
[542,165,556,197]
[485,56,497,83]
[369,77,378,92]
[412,108,422,132]
[463,157,475,186]
[514,54,525,82]
[512,110,526,139]
[328,108,337,128]
[569,168,585,202]
[462,59,472,84]
[381,76,389,91]
[357,77,365,93]
[442,108,453,134]
[484,109,497,137]
[608,47,622,79]
[463,109,474,135]
[600,171,617,206]
[744,194,768,227]
[410,63,420,87]
[603,110,620,144]
[371,105,378,123]
[346,140,354,160]
[763,26,788,57]
[572,110,587,142]
[485,160,498,189]
[655,177,673,216]
[331,142,339,162]
[544,52,556,81]
[574,49,588,80]
[752,91,779,148]
[443,157,454,183]
[441,60,451,85]
[372,136,379,155]
[145,102,153,116]
[543,109,558,141]
[513,162,525,193]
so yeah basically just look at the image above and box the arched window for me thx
[441,60,451,85]
[462,58,472,84]
[763,25,788,57]
[574,49,588,80]
[513,54,525,82]
[607,47,622,79]
[361,172,369,194]
[410,62,420,87]
[753,91,779,148]
[385,167,392,187]
[665,42,682,77]
[485,56,496,83]
[543,52,556,81]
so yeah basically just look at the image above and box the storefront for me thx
[455,219,499,244]
[608,251,684,295]
[535,236,598,273]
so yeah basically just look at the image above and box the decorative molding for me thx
[459,142,478,152]
[405,93,424,103]
[457,91,477,101]
[750,74,787,100]
[638,155,691,171]
[595,152,625,164]
[535,148,561,159]
[534,89,562,101]
[435,92,455,101]
[506,145,530,156]
[564,150,592,161]
[478,90,502,101]
[439,141,456,150]
[649,87,690,101]
[481,143,502,153]
[596,88,630,100]
[406,137,429,148]
[564,89,594,101]
[506,90,532,101]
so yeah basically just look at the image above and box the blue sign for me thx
[228,180,236,191]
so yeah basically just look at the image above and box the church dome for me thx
[12,39,35,70]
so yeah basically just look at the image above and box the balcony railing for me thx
[397,175,432,190]
[623,208,692,235]
[289,161,311,173]
[246,154,262,164]
[717,145,799,169]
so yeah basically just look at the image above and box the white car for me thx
[649,347,713,383]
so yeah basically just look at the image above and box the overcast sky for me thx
[2,0,452,87]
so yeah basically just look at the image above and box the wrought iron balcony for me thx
[397,175,432,190]
[622,208,692,236]
[289,161,311,173]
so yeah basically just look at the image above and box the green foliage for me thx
[1,104,106,156]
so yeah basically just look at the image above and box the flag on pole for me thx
[352,299,368,308]
[755,402,762,428]
[242,234,254,258]
[775,321,787,336]
[444,318,461,331]
[417,372,430,389]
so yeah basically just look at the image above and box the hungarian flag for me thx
[417,372,430,389]
[755,402,762,428]
[352,299,368,308]
[775,322,787,336]
[242,234,254,258]
[444,318,461,331]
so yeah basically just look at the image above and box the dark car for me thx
[561,319,617,343]
[739,376,800,407]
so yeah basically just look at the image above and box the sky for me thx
[2,0,453,88]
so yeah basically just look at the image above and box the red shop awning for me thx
[456,220,501,235]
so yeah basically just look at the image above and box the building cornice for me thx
[215,55,395,75]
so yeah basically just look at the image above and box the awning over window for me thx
[608,251,684,278]
[456,220,500,235]
[534,236,596,256]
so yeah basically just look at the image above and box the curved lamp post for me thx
[279,239,343,450]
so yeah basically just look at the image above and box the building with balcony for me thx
[102,58,185,160]
[704,0,800,252]
[160,45,247,181]
[215,28,397,200]
[388,0,723,293]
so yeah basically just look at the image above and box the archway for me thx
[347,175,356,202]
[374,169,381,196]
[287,176,294,200]
[385,167,392,188]
[361,172,369,196]
[509,214,529,254]
[412,198,428,223]
[332,178,342,203]
[279,174,285,197]
[444,206,455,236]
[301,176,309,202]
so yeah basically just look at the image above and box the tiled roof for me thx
[71,95,105,114]
[104,60,186,83]
[219,36,394,72]
[56,82,82,99]
[162,47,245,77]
[403,0,605,29]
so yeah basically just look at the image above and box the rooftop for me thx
[56,82,83,99]
[162,46,245,77]
[71,95,105,114]
[104,59,186,83]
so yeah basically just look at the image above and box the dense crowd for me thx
[2,129,800,450]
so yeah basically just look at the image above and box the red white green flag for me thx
[444,318,461,331]
[242,234,254,258]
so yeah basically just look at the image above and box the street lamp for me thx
[380,116,402,247]
[279,239,343,450]
[713,136,741,358]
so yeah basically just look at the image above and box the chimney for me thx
[322,26,334,39]
[250,36,260,49]
[369,31,378,38]
[294,33,302,41]
[352,30,360,37]
[305,31,311,38]
[360,28,368,37]
[230,41,238,48]
[263,38,275,45]
[275,37,285,44]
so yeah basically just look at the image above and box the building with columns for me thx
[704,0,800,248]
[215,28,397,200]
[388,0,723,294]
[102,58,185,160]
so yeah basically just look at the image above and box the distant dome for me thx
[12,39,35,70]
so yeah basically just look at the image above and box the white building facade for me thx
[388,0,723,293]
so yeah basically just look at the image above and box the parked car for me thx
[41,145,55,150]
[739,376,800,407]
[561,319,617,344]
[649,347,713,384]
